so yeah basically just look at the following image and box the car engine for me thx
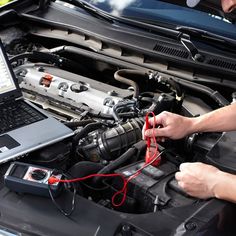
[1,17,236,235]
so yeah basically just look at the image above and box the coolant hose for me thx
[114,69,148,99]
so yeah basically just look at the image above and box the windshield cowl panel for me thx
[83,0,236,40]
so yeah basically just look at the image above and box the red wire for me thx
[48,173,129,207]
[48,112,160,207]
[48,173,126,184]
[145,112,160,164]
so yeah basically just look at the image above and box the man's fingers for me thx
[179,162,192,172]
[177,181,185,189]
[175,171,183,181]
[145,127,168,138]
[148,115,162,126]
[179,162,205,175]
[175,170,192,182]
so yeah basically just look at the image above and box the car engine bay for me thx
[1,3,236,234]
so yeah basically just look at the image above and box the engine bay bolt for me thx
[194,53,205,62]
[185,221,197,231]
[108,90,118,96]
[103,97,115,107]
[70,84,81,93]
[37,66,45,72]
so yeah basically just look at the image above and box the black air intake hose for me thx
[96,118,143,160]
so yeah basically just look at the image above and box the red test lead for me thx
[145,114,151,151]
[48,173,129,207]
[145,112,161,166]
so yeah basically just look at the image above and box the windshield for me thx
[82,0,236,39]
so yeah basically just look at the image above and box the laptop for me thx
[0,39,74,163]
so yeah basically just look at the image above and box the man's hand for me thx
[143,111,194,140]
[175,162,221,199]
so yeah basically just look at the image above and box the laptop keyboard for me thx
[0,100,46,134]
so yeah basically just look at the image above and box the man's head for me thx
[186,0,236,13]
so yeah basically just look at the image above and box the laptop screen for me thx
[0,49,16,94]
[0,39,22,103]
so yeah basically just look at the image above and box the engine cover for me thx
[17,65,133,114]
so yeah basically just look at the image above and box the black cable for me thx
[9,53,33,63]
[139,96,159,115]
[10,51,85,73]
[87,111,115,120]
[48,171,77,217]
[171,77,229,107]
[111,99,138,122]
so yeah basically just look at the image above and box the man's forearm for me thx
[214,171,236,203]
[189,103,236,134]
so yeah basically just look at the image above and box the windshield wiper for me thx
[176,26,236,49]
[179,35,204,61]
[56,0,183,39]
[54,0,114,22]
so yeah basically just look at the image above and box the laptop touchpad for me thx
[0,134,20,153]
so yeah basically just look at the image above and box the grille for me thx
[153,43,189,59]
[207,59,236,71]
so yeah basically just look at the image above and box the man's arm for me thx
[144,103,236,139]
[143,103,236,203]
[214,171,236,203]
[175,162,236,203]
[190,102,236,133]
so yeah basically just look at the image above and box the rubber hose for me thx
[72,122,103,154]
[172,77,229,107]
[114,69,147,99]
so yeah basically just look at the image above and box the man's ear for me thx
[186,0,201,7]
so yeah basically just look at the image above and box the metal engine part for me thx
[16,65,133,114]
